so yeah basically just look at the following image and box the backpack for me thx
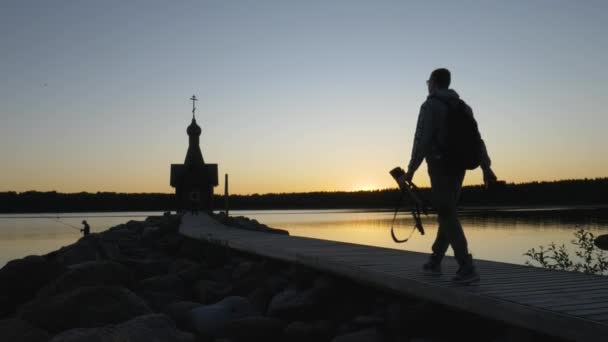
[432,96,483,171]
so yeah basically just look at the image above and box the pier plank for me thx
[180,213,608,342]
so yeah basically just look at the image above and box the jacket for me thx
[407,88,491,174]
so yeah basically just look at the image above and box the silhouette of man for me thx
[402,68,497,283]
[81,220,90,236]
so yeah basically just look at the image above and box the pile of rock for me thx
[0,213,558,342]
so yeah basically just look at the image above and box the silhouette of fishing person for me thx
[80,220,90,236]
[401,68,498,284]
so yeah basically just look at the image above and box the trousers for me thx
[428,162,468,259]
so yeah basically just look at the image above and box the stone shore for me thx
[0,213,567,342]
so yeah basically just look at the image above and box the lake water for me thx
[2,207,608,267]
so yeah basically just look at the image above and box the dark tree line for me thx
[1,178,607,213]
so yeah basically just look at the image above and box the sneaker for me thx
[452,254,480,284]
[422,254,442,274]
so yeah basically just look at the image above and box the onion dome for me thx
[187,117,202,136]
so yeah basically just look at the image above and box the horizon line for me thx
[3,176,607,196]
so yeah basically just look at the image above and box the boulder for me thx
[187,296,256,338]
[18,286,151,333]
[267,287,328,320]
[163,301,201,329]
[141,291,185,312]
[193,279,233,304]
[177,264,208,283]
[177,238,206,260]
[352,315,384,328]
[144,215,181,235]
[0,255,65,317]
[331,328,382,342]
[168,259,201,274]
[491,326,536,342]
[231,261,255,281]
[158,234,184,255]
[49,314,194,342]
[140,274,185,297]
[141,226,162,241]
[116,257,170,279]
[283,320,334,342]
[224,316,285,342]
[247,275,289,313]
[594,234,608,250]
[0,318,50,342]
[37,260,134,297]
[50,235,103,266]
[223,216,289,235]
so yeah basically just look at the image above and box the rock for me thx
[0,318,51,342]
[159,234,184,255]
[187,296,256,338]
[97,240,121,259]
[141,226,161,241]
[169,259,208,282]
[247,274,289,313]
[194,279,233,304]
[594,234,608,250]
[177,264,208,283]
[283,320,334,342]
[176,263,207,283]
[267,287,328,320]
[163,301,201,329]
[223,216,289,235]
[140,274,185,297]
[353,315,384,328]
[491,326,536,342]
[117,257,170,279]
[49,314,194,342]
[50,235,103,266]
[224,316,285,342]
[178,238,206,260]
[385,301,435,335]
[37,260,134,297]
[141,291,185,312]
[0,255,65,317]
[231,261,255,280]
[331,328,382,342]
[169,259,201,273]
[99,227,138,242]
[123,220,146,234]
[145,215,180,235]
[18,286,152,333]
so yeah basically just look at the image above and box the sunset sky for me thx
[1,1,607,195]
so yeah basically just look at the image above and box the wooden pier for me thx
[180,213,608,342]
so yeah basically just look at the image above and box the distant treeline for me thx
[1,178,607,213]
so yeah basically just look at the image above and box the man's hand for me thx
[482,167,498,187]
[404,169,414,183]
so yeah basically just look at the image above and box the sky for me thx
[1,0,607,194]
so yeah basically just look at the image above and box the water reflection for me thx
[1,209,607,267]
[240,208,608,265]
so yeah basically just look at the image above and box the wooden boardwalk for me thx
[180,213,608,342]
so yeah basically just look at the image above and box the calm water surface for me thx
[1,208,608,267]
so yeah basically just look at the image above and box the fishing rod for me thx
[49,217,82,232]
[389,167,431,243]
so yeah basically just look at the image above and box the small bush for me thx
[524,228,608,275]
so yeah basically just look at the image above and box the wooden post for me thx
[224,173,229,216]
